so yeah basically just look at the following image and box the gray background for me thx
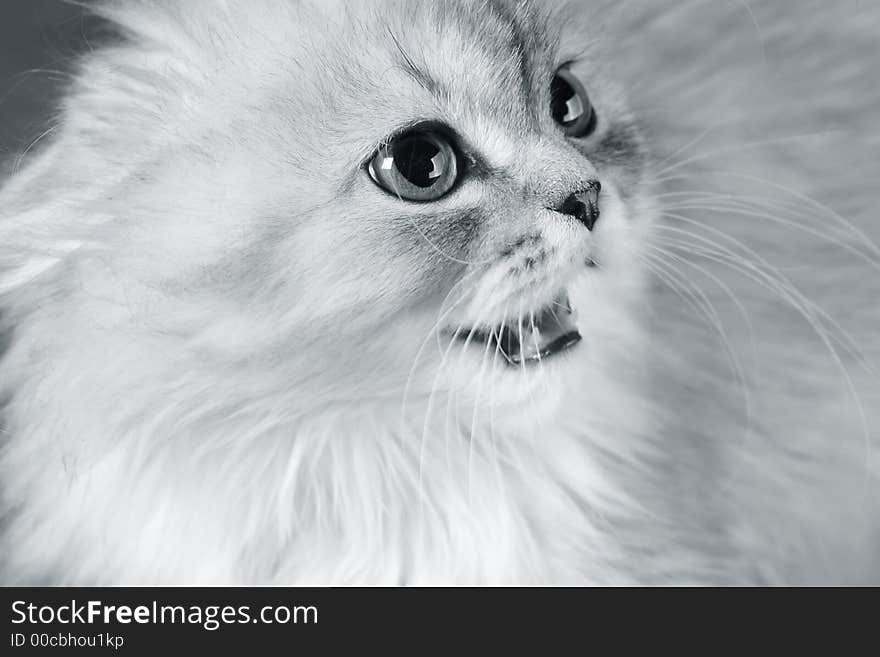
[0,1,106,173]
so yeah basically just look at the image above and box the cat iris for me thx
[368,68,597,201]
[550,68,597,138]
[368,130,459,202]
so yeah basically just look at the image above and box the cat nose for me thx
[554,181,601,231]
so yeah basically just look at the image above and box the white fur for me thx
[1,0,878,584]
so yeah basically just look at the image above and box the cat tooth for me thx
[517,323,543,362]
[495,324,521,365]
[558,292,573,314]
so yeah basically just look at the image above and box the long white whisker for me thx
[654,232,874,475]
[642,247,755,442]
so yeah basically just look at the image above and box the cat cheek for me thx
[394,209,484,262]
[580,122,648,195]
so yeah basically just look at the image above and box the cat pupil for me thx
[550,70,596,137]
[394,135,444,188]
[551,76,581,123]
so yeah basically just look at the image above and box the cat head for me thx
[3,0,653,424]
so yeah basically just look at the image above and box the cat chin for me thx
[425,331,583,429]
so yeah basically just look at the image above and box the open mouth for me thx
[457,292,582,366]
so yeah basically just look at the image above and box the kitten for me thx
[0,0,878,584]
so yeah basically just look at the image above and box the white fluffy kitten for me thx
[0,0,878,584]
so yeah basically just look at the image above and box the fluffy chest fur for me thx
[1,271,661,585]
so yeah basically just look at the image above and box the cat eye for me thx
[368,130,459,202]
[551,68,597,138]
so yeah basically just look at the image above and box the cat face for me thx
[95,0,651,418]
